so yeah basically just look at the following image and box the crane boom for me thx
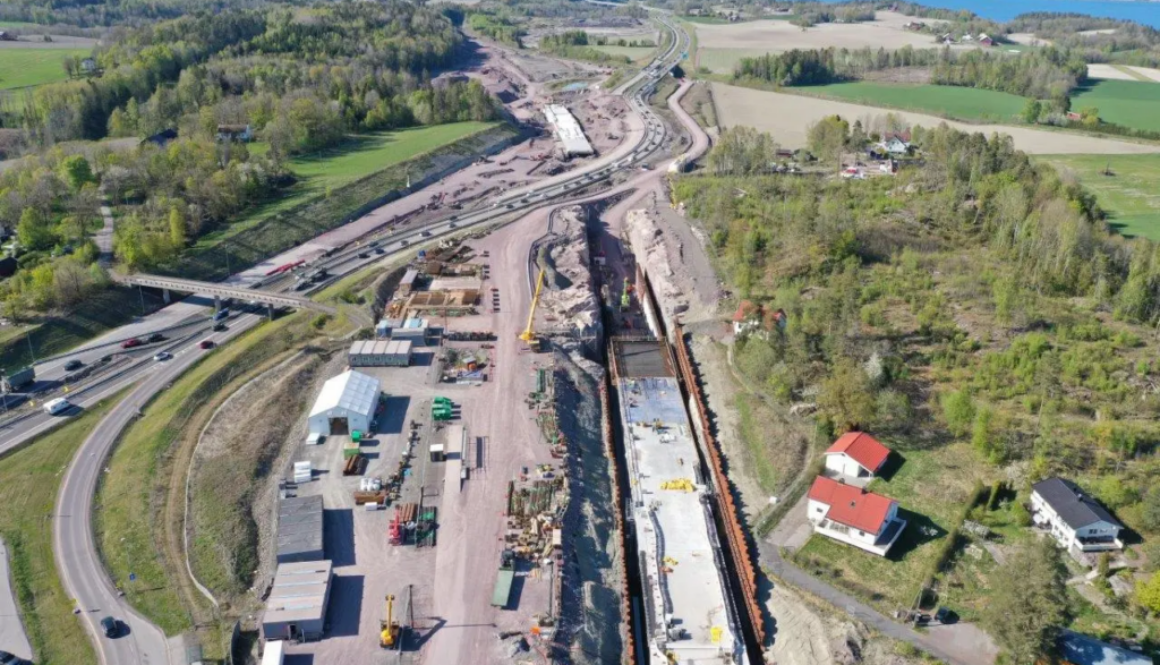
[519,269,546,343]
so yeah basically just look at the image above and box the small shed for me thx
[376,318,402,339]
[261,560,333,642]
[277,495,323,564]
[392,317,428,342]
[398,269,419,295]
[307,370,380,436]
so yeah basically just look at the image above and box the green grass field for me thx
[697,47,776,74]
[592,44,656,64]
[197,121,494,251]
[0,47,90,90]
[0,394,124,665]
[794,82,1028,122]
[1042,154,1160,241]
[1071,79,1160,133]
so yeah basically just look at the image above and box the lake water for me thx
[824,0,1160,28]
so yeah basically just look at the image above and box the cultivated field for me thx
[0,47,90,90]
[693,10,967,55]
[711,82,1160,155]
[1043,154,1160,240]
[796,82,1026,123]
[1072,79,1160,133]
[1087,63,1143,82]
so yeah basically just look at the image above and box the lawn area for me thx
[792,442,992,614]
[0,47,91,90]
[212,121,494,245]
[0,393,124,665]
[1071,79,1160,133]
[592,44,656,64]
[697,47,776,74]
[793,82,1028,123]
[1042,154,1160,240]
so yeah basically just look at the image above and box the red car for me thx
[120,338,142,349]
[199,340,215,350]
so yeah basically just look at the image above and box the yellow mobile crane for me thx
[380,594,400,648]
[519,268,545,352]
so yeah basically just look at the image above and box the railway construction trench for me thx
[582,196,763,665]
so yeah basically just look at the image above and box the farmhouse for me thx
[1030,477,1124,554]
[879,132,911,156]
[978,33,994,46]
[807,476,907,556]
[824,431,891,480]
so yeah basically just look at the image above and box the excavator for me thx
[519,268,545,352]
[380,594,400,649]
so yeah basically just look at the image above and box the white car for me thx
[153,351,172,362]
[43,398,71,416]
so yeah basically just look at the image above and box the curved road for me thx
[46,16,697,665]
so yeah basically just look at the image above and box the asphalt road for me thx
[39,18,693,664]
[0,537,32,660]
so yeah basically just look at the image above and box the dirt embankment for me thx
[540,206,602,340]
[187,347,334,606]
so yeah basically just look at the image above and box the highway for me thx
[35,14,699,665]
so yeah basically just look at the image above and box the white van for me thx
[44,397,71,415]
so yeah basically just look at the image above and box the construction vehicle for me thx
[1,366,34,393]
[491,549,516,608]
[519,269,545,352]
[380,595,400,648]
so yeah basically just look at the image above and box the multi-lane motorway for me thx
[27,15,699,665]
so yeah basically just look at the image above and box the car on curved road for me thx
[100,616,121,638]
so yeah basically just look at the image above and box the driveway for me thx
[0,537,33,660]
[761,541,996,665]
[767,493,813,552]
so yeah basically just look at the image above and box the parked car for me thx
[100,616,120,638]
[64,359,84,371]
[199,340,215,350]
[120,338,142,349]
[153,351,172,362]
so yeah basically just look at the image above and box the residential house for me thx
[807,476,907,556]
[216,124,253,143]
[80,57,98,74]
[824,431,891,480]
[1030,477,1124,554]
[1057,630,1152,665]
[978,33,994,46]
[878,130,911,156]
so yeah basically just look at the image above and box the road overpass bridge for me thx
[115,273,337,316]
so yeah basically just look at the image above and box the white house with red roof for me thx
[824,431,891,480]
[807,476,907,556]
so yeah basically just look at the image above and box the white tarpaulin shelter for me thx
[307,370,380,436]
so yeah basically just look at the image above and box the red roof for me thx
[732,300,760,322]
[808,476,896,533]
[825,431,890,472]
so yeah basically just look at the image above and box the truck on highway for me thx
[1,366,34,393]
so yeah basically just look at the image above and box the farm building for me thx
[824,431,891,479]
[277,495,324,564]
[307,370,381,436]
[348,340,412,367]
[261,560,333,642]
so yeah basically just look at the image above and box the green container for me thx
[351,430,363,443]
[343,444,360,459]
[434,397,452,407]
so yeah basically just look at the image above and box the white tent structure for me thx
[307,370,380,436]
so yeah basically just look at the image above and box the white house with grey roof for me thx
[1030,477,1123,554]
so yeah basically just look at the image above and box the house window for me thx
[816,507,824,513]
[858,530,865,537]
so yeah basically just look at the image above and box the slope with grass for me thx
[1071,79,1160,134]
[0,47,89,90]
[159,121,509,282]
[0,394,123,665]
[793,82,1028,123]
[1043,154,1160,241]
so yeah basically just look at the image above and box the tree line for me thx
[733,44,1088,101]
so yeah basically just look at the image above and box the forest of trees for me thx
[733,45,1088,101]
[677,124,1160,659]
[0,1,503,319]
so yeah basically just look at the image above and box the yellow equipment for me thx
[380,594,400,648]
[519,268,545,351]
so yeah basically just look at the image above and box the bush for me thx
[941,389,976,438]
[310,314,330,329]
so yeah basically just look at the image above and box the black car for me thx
[213,322,228,332]
[64,359,83,371]
[357,252,370,259]
[0,650,30,665]
[146,333,165,343]
[100,616,119,638]
[374,247,385,254]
